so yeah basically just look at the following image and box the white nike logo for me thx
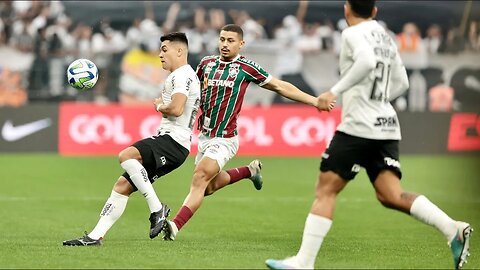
[1,118,52,142]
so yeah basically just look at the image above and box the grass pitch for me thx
[0,154,478,269]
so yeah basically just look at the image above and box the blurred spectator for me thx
[317,19,334,51]
[181,6,216,68]
[10,18,33,53]
[273,14,302,77]
[47,1,65,20]
[118,44,169,106]
[397,22,423,53]
[332,19,348,56]
[272,1,316,104]
[295,23,321,53]
[27,27,49,100]
[444,27,465,54]
[408,70,428,112]
[161,2,180,33]
[429,82,454,111]
[29,5,50,36]
[91,21,114,103]
[76,23,92,59]
[424,24,445,54]
[0,18,5,45]
[126,18,142,49]
[467,20,479,52]
[396,22,428,112]
[396,22,428,68]
[0,67,28,107]
[47,31,64,98]
[209,8,226,31]
[229,9,267,45]
[12,1,32,19]
[205,8,225,53]
[0,1,15,39]
[0,0,477,109]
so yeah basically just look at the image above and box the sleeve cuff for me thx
[258,74,273,87]
[330,85,343,96]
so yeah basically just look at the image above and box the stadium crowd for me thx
[0,1,478,111]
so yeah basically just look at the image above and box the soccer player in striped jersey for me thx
[63,32,201,245]
[266,1,472,269]
[161,24,334,241]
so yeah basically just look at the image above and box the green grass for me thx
[0,154,478,269]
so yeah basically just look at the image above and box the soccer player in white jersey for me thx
[161,24,335,241]
[63,32,201,245]
[266,1,473,269]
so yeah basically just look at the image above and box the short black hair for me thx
[347,0,375,19]
[160,32,188,47]
[221,24,243,39]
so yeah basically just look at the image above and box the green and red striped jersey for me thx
[196,54,272,138]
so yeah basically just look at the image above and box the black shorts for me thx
[320,131,402,182]
[122,134,189,190]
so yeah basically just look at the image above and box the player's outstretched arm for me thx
[262,77,331,111]
[154,93,188,117]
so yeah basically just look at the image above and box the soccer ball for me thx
[67,58,99,90]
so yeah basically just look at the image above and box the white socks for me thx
[121,159,162,213]
[295,213,333,268]
[410,195,457,241]
[291,196,456,268]
[89,190,128,240]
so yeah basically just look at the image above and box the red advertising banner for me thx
[59,102,341,156]
[447,113,480,151]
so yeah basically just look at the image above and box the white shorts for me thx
[195,133,239,171]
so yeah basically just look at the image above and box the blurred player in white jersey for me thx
[266,1,472,269]
[63,32,201,245]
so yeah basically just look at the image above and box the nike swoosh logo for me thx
[1,118,52,142]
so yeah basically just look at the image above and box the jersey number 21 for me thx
[370,61,391,102]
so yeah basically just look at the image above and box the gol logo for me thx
[281,117,336,146]
[69,115,132,144]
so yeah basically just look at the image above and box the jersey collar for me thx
[219,54,240,64]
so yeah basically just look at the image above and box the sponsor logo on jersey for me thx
[374,117,398,127]
[207,79,235,88]
[242,59,260,69]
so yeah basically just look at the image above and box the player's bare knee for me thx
[118,147,140,164]
[113,176,134,196]
[316,172,346,197]
[118,148,130,163]
[191,169,212,190]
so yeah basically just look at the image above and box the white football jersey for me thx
[158,64,200,151]
[331,20,409,140]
